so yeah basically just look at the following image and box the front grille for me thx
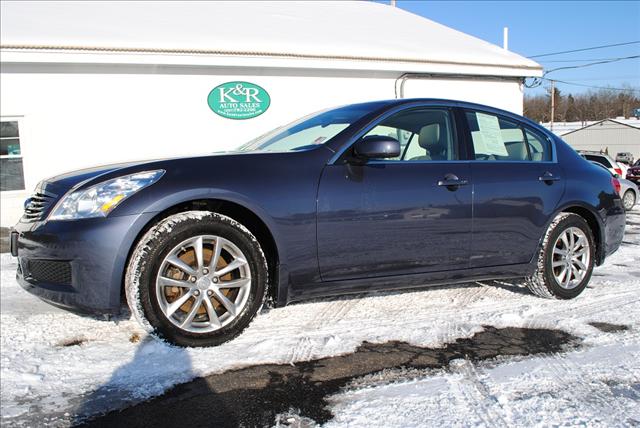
[28,260,72,285]
[23,191,57,222]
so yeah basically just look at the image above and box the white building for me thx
[0,1,542,226]
[542,118,640,160]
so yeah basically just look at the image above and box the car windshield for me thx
[236,105,372,153]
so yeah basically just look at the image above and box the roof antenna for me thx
[503,27,509,50]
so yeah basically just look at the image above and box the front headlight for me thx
[49,170,165,221]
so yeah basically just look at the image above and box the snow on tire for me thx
[125,211,268,347]
[526,212,595,299]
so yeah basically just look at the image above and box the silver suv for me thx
[616,152,634,165]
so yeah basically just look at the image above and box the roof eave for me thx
[0,45,544,77]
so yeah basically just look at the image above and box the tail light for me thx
[612,177,621,194]
[614,167,623,176]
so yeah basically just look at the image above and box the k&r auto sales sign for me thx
[208,81,271,119]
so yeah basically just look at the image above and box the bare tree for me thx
[524,86,640,123]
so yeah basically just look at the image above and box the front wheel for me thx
[125,211,268,347]
[525,213,595,299]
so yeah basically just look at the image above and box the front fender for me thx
[137,187,286,266]
[109,187,289,306]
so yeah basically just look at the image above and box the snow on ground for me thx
[325,339,640,427]
[1,208,639,427]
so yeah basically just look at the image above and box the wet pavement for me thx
[79,327,579,427]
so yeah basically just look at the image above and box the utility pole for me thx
[390,0,396,6]
[550,79,555,132]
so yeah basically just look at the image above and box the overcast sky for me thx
[386,1,640,96]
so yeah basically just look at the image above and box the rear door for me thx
[463,109,565,267]
[316,107,472,281]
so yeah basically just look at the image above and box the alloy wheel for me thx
[551,227,590,290]
[155,235,251,333]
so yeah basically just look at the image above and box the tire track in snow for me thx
[285,298,359,364]
[449,359,510,428]
[540,351,627,422]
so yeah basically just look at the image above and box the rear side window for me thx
[465,111,528,161]
[465,111,552,162]
[524,128,552,162]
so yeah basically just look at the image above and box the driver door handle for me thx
[438,173,468,189]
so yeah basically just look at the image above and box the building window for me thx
[1,120,25,191]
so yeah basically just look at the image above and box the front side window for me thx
[363,108,457,161]
[0,120,25,191]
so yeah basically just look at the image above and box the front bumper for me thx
[12,212,156,315]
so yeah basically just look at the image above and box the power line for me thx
[528,41,640,59]
[524,75,639,92]
[543,55,640,76]
[557,75,640,82]
[545,77,639,93]
[539,57,640,63]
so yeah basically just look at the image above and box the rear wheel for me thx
[623,189,636,211]
[126,211,268,347]
[526,213,595,299]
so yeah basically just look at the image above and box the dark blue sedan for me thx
[11,99,626,347]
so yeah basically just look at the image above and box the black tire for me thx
[125,211,268,347]
[525,212,595,299]
[622,189,636,211]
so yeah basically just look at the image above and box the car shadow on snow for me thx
[70,336,234,426]
[76,326,580,428]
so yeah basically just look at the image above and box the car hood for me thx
[36,150,289,196]
[38,159,167,196]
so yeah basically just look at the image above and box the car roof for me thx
[374,98,546,130]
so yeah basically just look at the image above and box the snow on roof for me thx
[542,118,640,135]
[0,1,542,76]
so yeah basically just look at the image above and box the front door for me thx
[317,107,472,281]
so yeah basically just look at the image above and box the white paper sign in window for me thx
[476,113,508,156]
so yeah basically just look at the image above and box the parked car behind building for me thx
[616,152,634,165]
[579,151,625,177]
[627,159,640,186]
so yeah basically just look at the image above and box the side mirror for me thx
[353,135,401,160]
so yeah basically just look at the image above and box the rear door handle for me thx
[538,172,561,183]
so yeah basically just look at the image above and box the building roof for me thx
[542,118,640,136]
[0,1,542,76]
